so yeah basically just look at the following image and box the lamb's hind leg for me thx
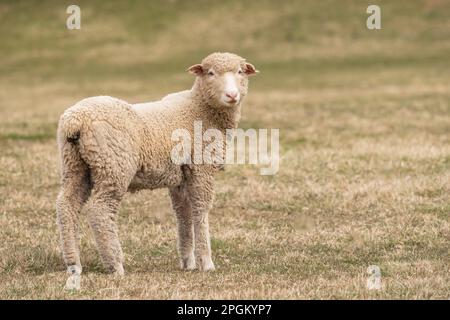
[84,187,125,275]
[79,120,138,275]
[170,185,195,270]
[56,142,90,278]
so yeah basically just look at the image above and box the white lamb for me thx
[56,52,258,287]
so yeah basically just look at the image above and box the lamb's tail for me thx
[57,106,91,186]
[57,106,86,145]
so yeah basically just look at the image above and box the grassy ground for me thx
[0,0,449,299]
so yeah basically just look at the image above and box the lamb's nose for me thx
[226,91,238,99]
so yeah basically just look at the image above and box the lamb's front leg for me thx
[187,170,215,271]
[169,186,195,270]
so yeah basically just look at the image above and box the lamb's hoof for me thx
[181,254,196,271]
[197,256,215,272]
[64,265,82,291]
[114,264,125,277]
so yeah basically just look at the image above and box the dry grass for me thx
[0,0,449,299]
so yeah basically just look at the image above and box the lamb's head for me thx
[188,52,258,108]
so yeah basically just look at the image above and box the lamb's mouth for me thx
[222,98,239,106]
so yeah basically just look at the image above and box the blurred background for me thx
[0,0,449,299]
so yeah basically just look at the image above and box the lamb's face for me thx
[188,52,258,108]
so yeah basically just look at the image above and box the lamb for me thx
[55,52,258,285]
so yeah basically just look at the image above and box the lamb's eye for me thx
[207,71,215,76]
[238,69,244,75]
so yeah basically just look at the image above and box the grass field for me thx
[0,0,449,299]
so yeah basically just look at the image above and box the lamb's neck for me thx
[208,104,241,131]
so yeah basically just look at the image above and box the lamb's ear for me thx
[244,62,259,76]
[187,64,204,75]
